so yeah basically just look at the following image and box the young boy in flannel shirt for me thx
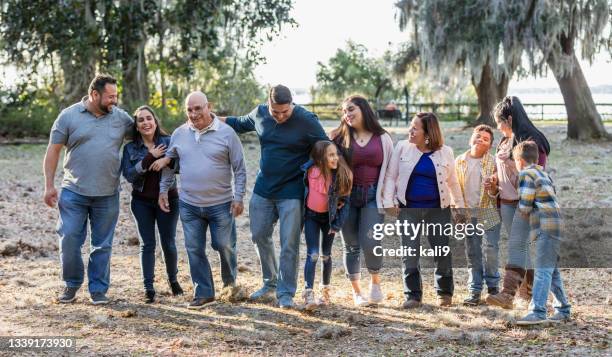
[512,141,571,326]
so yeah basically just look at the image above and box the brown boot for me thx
[485,266,525,309]
[517,269,533,302]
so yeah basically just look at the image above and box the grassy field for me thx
[0,121,610,356]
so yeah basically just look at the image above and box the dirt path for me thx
[1,123,611,355]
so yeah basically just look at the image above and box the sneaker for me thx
[487,287,499,295]
[187,297,215,309]
[402,298,422,309]
[438,295,453,307]
[302,289,317,311]
[463,293,481,306]
[353,292,369,307]
[278,295,294,309]
[516,313,547,326]
[249,286,276,302]
[170,281,184,296]
[547,312,571,323]
[58,287,79,303]
[368,283,384,305]
[90,292,110,305]
[318,286,331,306]
[145,290,155,304]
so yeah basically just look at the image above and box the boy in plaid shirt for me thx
[512,141,571,326]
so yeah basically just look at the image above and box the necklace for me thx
[353,131,372,145]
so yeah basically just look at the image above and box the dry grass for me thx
[0,122,611,355]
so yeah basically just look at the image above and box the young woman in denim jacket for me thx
[121,105,183,303]
[300,140,352,310]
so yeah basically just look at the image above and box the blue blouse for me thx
[405,152,440,208]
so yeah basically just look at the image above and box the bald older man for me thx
[158,91,247,308]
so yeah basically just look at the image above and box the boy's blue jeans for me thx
[529,232,571,319]
[464,219,501,294]
[57,189,119,294]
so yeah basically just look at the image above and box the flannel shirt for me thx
[455,151,500,230]
[517,164,563,241]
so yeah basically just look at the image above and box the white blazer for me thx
[382,140,465,209]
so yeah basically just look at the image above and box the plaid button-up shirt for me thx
[455,151,500,230]
[517,164,563,241]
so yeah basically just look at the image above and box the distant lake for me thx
[294,91,612,120]
[510,92,612,104]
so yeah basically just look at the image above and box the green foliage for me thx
[315,41,400,102]
[395,0,523,84]
[522,0,610,77]
[148,58,265,132]
[0,0,293,137]
[0,0,294,111]
[0,84,60,138]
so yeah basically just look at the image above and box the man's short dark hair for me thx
[513,140,539,164]
[89,74,117,95]
[268,85,292,105]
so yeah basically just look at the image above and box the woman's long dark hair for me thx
[493,96,550,156]
[332,95,387,150]
[131,105,168,143]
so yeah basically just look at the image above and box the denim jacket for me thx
[121,135,176,194]
[301,160,351,231]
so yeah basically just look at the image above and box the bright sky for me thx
[254,0,612,93]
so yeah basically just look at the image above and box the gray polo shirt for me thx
[49,98,133,196]
[160,118,247,207]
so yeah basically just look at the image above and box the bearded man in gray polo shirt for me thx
[43,74,133,305]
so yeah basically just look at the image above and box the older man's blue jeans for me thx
[249,193,303,299]
[57,188,119,294]
[179,200,237,299]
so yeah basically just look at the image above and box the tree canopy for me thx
[0,0,295,110]
[315,41,399,103]
[395,0,611,139]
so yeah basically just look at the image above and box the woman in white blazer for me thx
[383,112,465,309]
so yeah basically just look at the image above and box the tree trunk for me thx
[122,37,149,110]
[120,0,149,111]
[157,0,166,110]
[471,58,509,127]
[547,49,610,140]
[60,56,97,108]
[60,0,97,108]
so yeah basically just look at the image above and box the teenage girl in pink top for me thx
[300,141,353,310]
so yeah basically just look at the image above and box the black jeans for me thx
[399,207,454,300]
[130,196,179,291]
[303,208,335,289]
